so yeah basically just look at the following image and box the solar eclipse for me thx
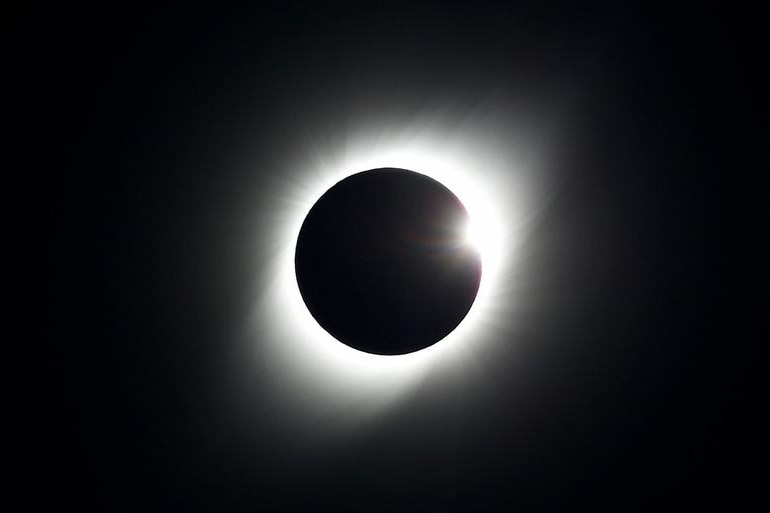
[244,114,553,431]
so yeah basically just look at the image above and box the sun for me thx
[284,147,508,356]
[241,116,551,431]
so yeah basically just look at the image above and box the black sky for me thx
[38,2,764,511]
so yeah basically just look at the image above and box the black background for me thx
[37,1,764,511]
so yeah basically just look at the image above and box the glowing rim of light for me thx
[235,91,568,431]
[251,135,528,396]
[291,155,506,367]
[292,164,495,357]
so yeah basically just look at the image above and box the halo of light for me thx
[238,104,562,433]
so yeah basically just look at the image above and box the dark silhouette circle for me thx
[295,168,482,355]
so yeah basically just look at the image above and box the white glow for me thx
[236,102,563,434]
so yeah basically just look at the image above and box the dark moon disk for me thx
[295,168,482,355]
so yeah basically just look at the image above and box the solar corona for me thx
[244,119,551,427]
